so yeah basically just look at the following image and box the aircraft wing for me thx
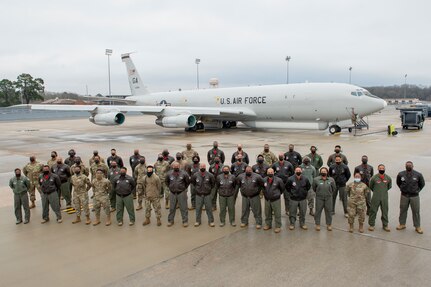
[29,104,257,120]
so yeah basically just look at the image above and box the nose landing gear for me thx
[329,124,341,134]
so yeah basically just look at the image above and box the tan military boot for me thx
[396,224,406,230]
[142,217,150,226]
[105,214,111,226]
[415,227,423,234]
[315,225,321,231]
[93,216,101,226]
[85,215,91,225]
[72,215,81,224]
[30,201,36,209]
[368,226,375,231]
[349,223,354,233]
[157,218,162,226]
[359,223,364,233]
[165,198,170,209]
[327,225,333,231]
[136,204,143,211]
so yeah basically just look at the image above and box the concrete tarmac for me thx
[0,106,430,286]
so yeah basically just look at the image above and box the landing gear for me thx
[185,122,205,132]
[222,121,237,129]
[329,125,341,134]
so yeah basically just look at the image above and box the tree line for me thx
[0,74,45,107]
[365,85,431,101]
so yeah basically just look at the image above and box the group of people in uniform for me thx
[9,142,426,234]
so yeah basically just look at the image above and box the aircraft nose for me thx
[382,99,387,108]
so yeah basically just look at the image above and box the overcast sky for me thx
[1,0,430,95]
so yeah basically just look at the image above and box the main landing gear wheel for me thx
[222,121,237,129]
[329,125,341,134]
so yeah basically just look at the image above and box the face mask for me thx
[264,148,269,152]
[268,174,274,178]
[139,160,145,164]
[173,168,180,172]
[237,159,242,162]
[406,166,412,172]
[158,157,163,162]
[120,172,126,176]
[111,153,116,156]
[223,170,229,175]
[215,160,220,164]
[162,152,168,157]
[57,161,62,165]
[295,172,302,176]
[289,148,293,152]
[93,152,98,156]
[354,178,361,183]
[246,172,252,176]
[257,159,264,164]
[134,151,139,156]
[75,171,81,175]
[95,160,100,164]
[379,170,385,174]
[279,157,284,161]
[51,154,56,158]
[187,146,191,150]
[16,173,21,177]
[311,150,316,154]
[320,173,327,177]
[336,162,341,165]
[176,157,182,161]
[75,161,81,165]
[96,174,103,180]
[69,152,75,156]
[43,170,49,175]
[362,159,368,164]
[200,168,206,172]
[193,160,199,164]
[335,149,340,153]
[213,145,218,149]
[147,171,153,177]
[30,157,35,162]
[304,160,310,165]
[238,147,242,151]
[111,164,117,169]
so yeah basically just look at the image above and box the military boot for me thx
[93,216,101,226]
[359,223,364,233]
[349,223,354,233]
[30,201,36,209]
[157,218,162,226]
[136,203,143,211]
[72,215,81,224]
[143,217,150,226]
[85,215,91,225]
[105,213,111,226]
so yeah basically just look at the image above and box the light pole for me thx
[195,58,201,89]
[349,66,352,84]
[105,49,113,96]
[404,74,407,99]
[285,56,291,84]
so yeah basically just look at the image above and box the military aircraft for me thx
[31,54,387,134]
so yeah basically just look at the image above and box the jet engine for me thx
[89,112,125,126]
[155,114,197,128]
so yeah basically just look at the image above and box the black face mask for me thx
[93,153,98,156]
[111,166,117,169]
[30,157,35,162]
[69,152,75,157]
[120,172,126,176]
[139,160,145,164]
[303,161,310,165]
[406,166,413,172]
[111,153,116,156]
[147,171,153,177]
[158,157,163,162]
[379,170,385,174]
[75,171,80,175]
[56,161,62,165]
[200,168,206,172]
[213,145,218,149]
[95,160,100,164]
[237,159,242,162]
[246,172,252,176]
[320,173,327,177]
[43,170,49,175]
[162,152,169,157]
[223,170,229,175]
[215,160,220,164]
[362,159,368,164]
[15,173,21,177]
[279,157,284,161]
[193,160,199,164]
[173,168,180,172]
[264,148,269,152]
[134,152,139,156]
[176,157,182,161]
[257,159,264,164]
[238,148,242,151]
[311,150,316,154]
[334,150,340,153]
[289,148,293,152]
[295,172,302,176]
[75,161,81,165]
[336,162,341,165]
[267,174,274,178]
[51,154,56,158]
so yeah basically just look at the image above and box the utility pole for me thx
[285,56,291,84]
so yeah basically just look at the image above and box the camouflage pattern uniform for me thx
[92,177,111,217]
[108,167,121,209]
[89,155,105,167]
[182,149,199,164]
[71,173,92,217]
[346,181,370,224]
[90,162,109,180]
[23,161,43,203]
[154,160,170,200]
[47,158,57,168]
[261,150,278,167]
[70,163,90,177]
[141,174,162,220]
[134,163,147,206]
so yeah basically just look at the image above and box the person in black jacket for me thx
[107,148,124,168]
[216,166,237,227]
[190,163,216,227]
[51,157,72,207]
[39,165,62,224]
[113,167,136,226]
[396,161,425,234]
[166,162,190,227]
[329,155,351,217]
[286,167,311,230]
[263,168,285,233]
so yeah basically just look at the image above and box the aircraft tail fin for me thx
[121,53,150,96]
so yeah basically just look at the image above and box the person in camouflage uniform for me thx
[108,161,121,211]
[141,165,162,226]
[47,151,57,168]
[23,156,43,208]
[90,155,108,180]
[134,157,147,211]
[89,150,105,167]
[92,169,112,226]
[346,172,370,233]
[182,143,199,164]
[70,165,92,225]
[154,153,171,209]
[261,144,278,167]
[70,157,90,177]
[306,146,323,171]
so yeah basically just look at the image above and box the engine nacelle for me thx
[155,114,197,128]
[89,112,125,126]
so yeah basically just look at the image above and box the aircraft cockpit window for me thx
[357,91,363,96]
[363,90,380,99]
[351,91,358,96]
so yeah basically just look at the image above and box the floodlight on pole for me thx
[285,56,291,84]
[404,74,408,99]
[349,66,352,84]
[105,49,113,96]
[195,58,201,89]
